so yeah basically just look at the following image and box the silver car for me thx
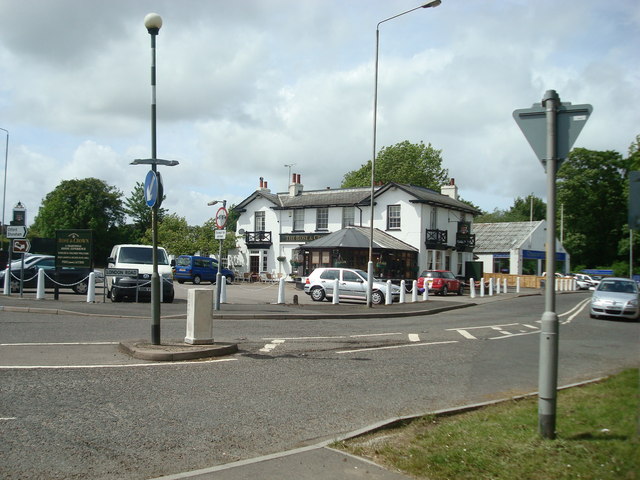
[304,267,401,305]
[589,277,639,320]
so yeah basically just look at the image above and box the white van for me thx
[106,244,174,303]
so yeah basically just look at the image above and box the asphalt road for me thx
[1,290,637,479]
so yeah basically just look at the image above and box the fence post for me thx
[36,268,45,300]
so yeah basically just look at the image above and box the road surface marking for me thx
[259,339,285,352]
[408,334,420,342]
[0,342,119,346]
[0,358,237,370]
[336,340,458,354]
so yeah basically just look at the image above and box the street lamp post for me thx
[367,1,442,307]
[208,200,227,311]
[0,127,8,251]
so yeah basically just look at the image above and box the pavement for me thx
[1,280,546,480]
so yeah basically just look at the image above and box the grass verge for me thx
[335,369,639,479]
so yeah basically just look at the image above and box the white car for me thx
[304,267,401,305]
[590,277,639,320]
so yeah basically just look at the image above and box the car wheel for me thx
[310,287,325,302]
[10,278,20,293]
[226,276,234,285]
[163,290,175,303]
[193,275,201,285]
[177,280,184,284]
[73,280,89,295]
[110,287,122,303]
[457,285,464,296]
[440,285,448,296]
[371,290,385,305]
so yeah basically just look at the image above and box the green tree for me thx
[30,178,125,262]
[475,195,546,223]
[341,140,449,189]
[141,213,195,256]
[123,182,167,243]
[557,148,629,267]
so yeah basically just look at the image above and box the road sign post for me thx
[513,90,592,439]
[214,204,228,312]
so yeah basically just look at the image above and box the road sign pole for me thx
[539,89,560,440]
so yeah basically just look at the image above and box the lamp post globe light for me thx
[367,0,442,307]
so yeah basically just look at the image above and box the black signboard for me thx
[56,230,93,268]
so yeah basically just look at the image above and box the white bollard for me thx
[399,280,406,303]
[422,283,428,301]
[470,278,476,298]
[185,288,214,344]
[277,277,285,304]
[411,280,417,303]
[516,276,521,293]
[489,278,494,296]
[332,278,339,304]
[87,272,96,303]
[36,268,45,299]
[3,268,10,295]
[385,280,392,305]
[480,278,485,297]
[220,276,227,303]
[503,278,507,293]
[496,278,501,294]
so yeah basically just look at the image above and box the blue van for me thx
[174,255,234,284]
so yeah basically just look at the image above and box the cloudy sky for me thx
[0,0,638,227]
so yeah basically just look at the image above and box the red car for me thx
[417,270,464,296]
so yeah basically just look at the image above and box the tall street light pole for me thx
[367,0,442,307]
[146,13,162,345]
[0,127,8,251]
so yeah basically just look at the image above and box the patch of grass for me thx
[336,369,639,479]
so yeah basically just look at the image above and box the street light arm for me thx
[377,0,441,28]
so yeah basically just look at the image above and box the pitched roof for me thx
[303,226,418,252]
[472,221,544,253]
[233,182,479,214]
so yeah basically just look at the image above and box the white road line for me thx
[1,417,17,421]
[455,329,477,340]
[0,358,237,370]
[336,340,458,354]
[1,342,120,346]
[408,334,420,342]
[490,331,539,340]
[446,323,520,331]
[560,298,591,324]
[351,332,403,338]
[522,324,538,329]
[259,339,285,352]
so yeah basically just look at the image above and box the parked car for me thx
[174,255,234,284]
[589,277,639,320]
[0,255,95,294]
[417,270,464,296]
[572,273,595,290]
[304,267,401,305]
[106,244,174,303]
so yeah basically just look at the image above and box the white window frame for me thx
[293,209,305,232]
[316,207,328,231]
[387,204,401,230]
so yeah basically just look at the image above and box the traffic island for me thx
[119,340,238,362]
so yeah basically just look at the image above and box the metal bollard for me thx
[87,272,96,303]
[504,278,507,293]
[277,277,285,304]
[516,276,521,293]
[36,268,45,299]
[220,276,227,303]
[489,278,494,296]
[3,268,9,295]
[496,278,501,294]
[480,278,485,297]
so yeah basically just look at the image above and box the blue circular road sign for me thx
[144,170,158,207]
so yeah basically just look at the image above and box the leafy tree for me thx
[341,140,449,189]
[141,213,195,256]
[30,178,125,262]
[475,195,546,223]
[628,134,640,170]
[557,148,628,267]
[124,181,167,243]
